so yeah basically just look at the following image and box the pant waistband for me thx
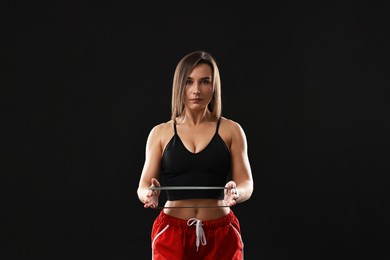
[156,210,237,229]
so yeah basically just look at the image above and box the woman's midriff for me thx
[163,199,230,220]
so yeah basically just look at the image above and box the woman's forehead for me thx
[188,63,212,78]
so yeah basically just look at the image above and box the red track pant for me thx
[151,210,244,260]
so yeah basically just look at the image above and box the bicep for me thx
[229,123,252,184]
[138,128,163,188]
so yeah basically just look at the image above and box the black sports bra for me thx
[160,118,231,200]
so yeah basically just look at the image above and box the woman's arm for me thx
[228,120,254,204]
[137,124,164,208]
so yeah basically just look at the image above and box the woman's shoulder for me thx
[218,117,246,147]
[220,117,242,131]
[149,120,174,136]
[220,116,247,139]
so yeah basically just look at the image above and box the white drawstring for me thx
[187,218,207,251]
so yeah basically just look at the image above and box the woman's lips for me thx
[190,98,202,103]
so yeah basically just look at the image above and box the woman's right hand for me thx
[143,178,161,209]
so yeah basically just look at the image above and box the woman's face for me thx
[184,63,214,111]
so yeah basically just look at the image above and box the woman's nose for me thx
[193,84,200,94]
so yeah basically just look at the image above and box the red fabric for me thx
[151,210,244,260]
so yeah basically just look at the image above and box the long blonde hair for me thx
[171,51,222,122]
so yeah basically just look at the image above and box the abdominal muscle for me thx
[163,199,230,220]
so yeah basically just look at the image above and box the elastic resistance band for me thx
[148,186,232,209]
[149,186,228,191]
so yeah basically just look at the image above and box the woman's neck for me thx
[178,110,212,126]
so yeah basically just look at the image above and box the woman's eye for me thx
[185,80,193,85]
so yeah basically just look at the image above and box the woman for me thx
[137,50,254,259]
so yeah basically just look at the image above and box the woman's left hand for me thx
[224,181,239,207]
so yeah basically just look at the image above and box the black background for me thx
[1,1,389,259]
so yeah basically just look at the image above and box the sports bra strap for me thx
[216,117,221,133]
